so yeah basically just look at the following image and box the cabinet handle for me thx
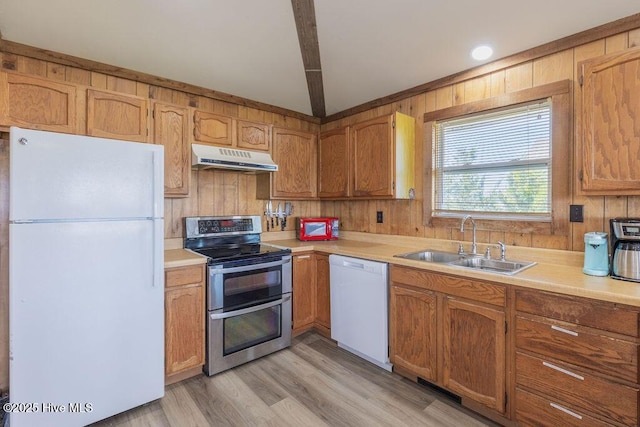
[551,325,578,336]
[542,361,584,380]
[549,402,583,420]
[297,255,311,259]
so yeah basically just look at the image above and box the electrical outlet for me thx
[570,204,584,222]
[376,211,383,223]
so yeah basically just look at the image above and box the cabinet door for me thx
[389,284,437,382]
[0,72,77,133]
[292,254,316,334]
[581,47,640,194]
[153,102,190,197]
[443,297,506,413]
[193,110,233,146]
[87,89,148,142]
[318,127,350,198]
[165,284,205,375]
[271,127,317,199]
[237,119,270,151]
[351,115,393,197]
[315,254,331,330]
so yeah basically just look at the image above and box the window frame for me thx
[423,80,572,235]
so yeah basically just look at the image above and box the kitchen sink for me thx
[394,249,536,275]
[394,250,463,263]
[449,257,536,275]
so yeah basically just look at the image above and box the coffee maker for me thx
[610,218,640,282]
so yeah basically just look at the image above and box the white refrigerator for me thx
[9,127,165,426]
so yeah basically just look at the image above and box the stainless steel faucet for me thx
[460,215,477,255]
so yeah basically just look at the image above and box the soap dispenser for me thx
[583,232,609,276]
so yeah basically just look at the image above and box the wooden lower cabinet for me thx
[389,284,437,382]
[389,265,507,417]
[164,264,205,383]
[292,253,316,334]
[514,288,640,426]
[443,297,506,413]
[315,254,331,336]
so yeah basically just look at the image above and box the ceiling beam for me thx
[291,0,326,118]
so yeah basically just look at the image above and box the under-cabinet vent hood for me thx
[191,144,278,173]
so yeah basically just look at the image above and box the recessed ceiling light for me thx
[471,45,493,61]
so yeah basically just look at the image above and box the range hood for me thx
[191,144,278,173]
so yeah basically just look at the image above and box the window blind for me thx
[433,99,552,219]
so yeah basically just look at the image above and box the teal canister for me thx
[583,232,609,276]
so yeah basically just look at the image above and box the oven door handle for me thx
[209,294,292,320]
[209,257,291,274]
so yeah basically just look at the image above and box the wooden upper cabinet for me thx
[443,297,506,414]
[318,126,350,198]
[0,72,77,133]
[351,115,393,197]
[237,119,270,151]
[193,110,233,146]
[264,127,317,199]
[580,46,640,194]
[350,112,415,199]
[153,102,190,197]
[87,89,148,142]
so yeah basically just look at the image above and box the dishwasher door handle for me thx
[342,260,365,269]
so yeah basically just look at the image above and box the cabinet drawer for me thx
[516,351,638,426]
[515,288,640,337]
[515,388,612,427]
[516,315,638,383]
[165,265,204,288]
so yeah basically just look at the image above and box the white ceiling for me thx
[1,1,639,117]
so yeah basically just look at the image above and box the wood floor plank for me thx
[91,399,170,427]
[206,369,277,425]
[159,384,210,427]
[424,400,496,427]
[295,335,435,410]
[268,348,422,426]
[291,340,436,426]
[232,352,293,406]
[269,397,330,427]
[89,331,497,426]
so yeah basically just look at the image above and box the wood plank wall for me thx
[0,52,321,391]
[320,27,640,253]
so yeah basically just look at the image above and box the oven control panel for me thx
[185,216,262,238]
[198,218,254,234]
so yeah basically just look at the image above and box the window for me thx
[422,80,571,235]
[433,100,552,220]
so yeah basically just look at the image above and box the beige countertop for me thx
[165,231,640,307]
[164,248,207,269]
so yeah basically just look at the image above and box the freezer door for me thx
[10,127,164,221]
[9,220,164,427]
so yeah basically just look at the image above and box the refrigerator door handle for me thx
[152,150,163,288]
[152,150,162,218]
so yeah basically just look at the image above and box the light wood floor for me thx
[93,332,497,426]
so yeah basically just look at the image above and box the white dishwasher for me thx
[330,254,392,371]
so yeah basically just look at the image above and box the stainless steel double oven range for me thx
[184,215,292,376]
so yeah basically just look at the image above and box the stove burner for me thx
[184,215,291,264]
[191,243,290,263]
